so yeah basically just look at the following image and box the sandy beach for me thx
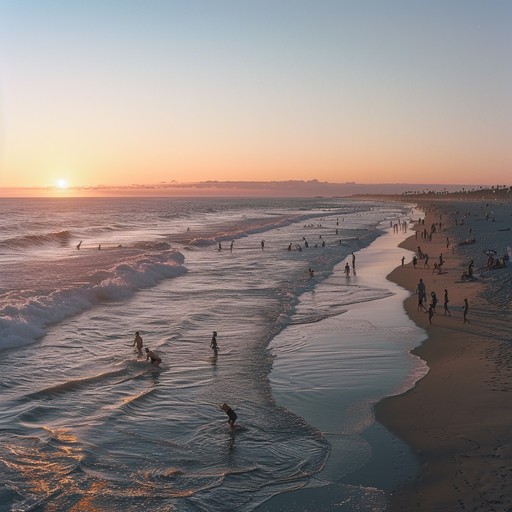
[377,197,512,511]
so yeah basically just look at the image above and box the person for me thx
[430,291,438,313]
[308,268,315,278]
[344,262,350,277]
[443,289,451,316]
[76,240,82,250]
[428,305,434,324]
[463,298,470,324]
[210,331,219,352]
[230,240,234,251]
[401,256,405,266]
[412,255,418,269]
[220,402,237,427]
[133,331,143,355]
[351,252,356,271]
[424,253,430,269]
[261,240,265,250]
[468,260,474,278]
[145,347,161,367]
[416,279,427,312]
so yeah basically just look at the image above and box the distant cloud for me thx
[0,181,482,198]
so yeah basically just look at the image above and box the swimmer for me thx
[132,331,143,355]
[145,347,161,367]
[220,402,237,427]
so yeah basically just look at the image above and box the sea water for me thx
[0,197,425,511]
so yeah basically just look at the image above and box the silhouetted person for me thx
[133,331,143,355]
[220,402,237,427]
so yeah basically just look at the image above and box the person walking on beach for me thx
[401,256,405,266]
[428,305,434,325]
[412,256,418,269]
[145,347,162,367]
[351,252,356,272]
[443,289,451,316]
[220,402,237,427]
[344,262,350,277]
[430,291,438,313]
[210,331,219,352]
[416,279,427,312]
[424,253,430,269]
[132,331,143,355]
[463,298,470,324]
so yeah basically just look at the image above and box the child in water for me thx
[220,403,237,427]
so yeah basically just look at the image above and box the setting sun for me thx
[55,179,68,189]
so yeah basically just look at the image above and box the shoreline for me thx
[258,214,428,511]
[376,199,512,511]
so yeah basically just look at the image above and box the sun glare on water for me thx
[55,179,69,189]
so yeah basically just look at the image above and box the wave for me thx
[0,250,186,351]
[0,230,73,249]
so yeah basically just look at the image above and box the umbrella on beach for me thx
[484,249,497,256]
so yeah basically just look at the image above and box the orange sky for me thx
[1,1,511,196]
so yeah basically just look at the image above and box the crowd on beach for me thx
[405,206,510,328]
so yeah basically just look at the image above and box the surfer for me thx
[76,240,82,250]
[210,331,219,352]
[133,331,143,355]
[220,402,237,427]
[145,347,161,367]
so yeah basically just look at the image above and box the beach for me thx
[377,198,512,511]
[1,196,510,511]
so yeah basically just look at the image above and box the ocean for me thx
[0,197,426,511]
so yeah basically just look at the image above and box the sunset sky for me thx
[0,0,511,195]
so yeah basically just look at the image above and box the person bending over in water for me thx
[220,403,237,427]
[145,347,161,367]
[210,331,219,352]
[133,331,143,355]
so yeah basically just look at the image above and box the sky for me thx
[0,0,511,196]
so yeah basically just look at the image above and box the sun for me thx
[55,178,69,189]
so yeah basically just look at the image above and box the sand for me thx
[377,198,512,511]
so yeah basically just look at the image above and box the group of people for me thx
[131,330,237,426]
[132,331,162,367]
[416,279,469,324]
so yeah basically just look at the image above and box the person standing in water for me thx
[210,331,219,352]
[133,331,143,355]
[145,347,162,367]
